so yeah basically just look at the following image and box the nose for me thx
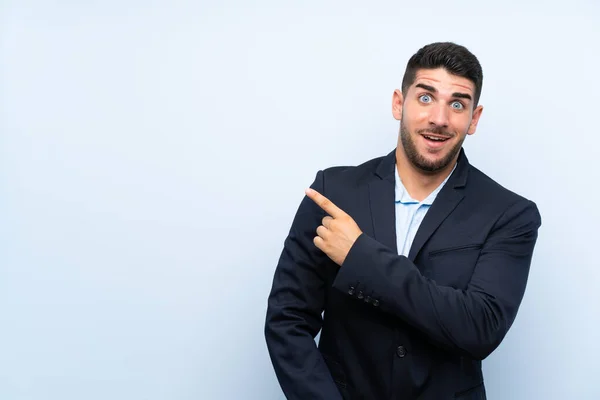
[428,103,449,128]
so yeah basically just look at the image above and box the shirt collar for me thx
[395,162,457,205]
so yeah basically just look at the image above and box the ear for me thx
[467,105,484,135]
[392,89,403,121]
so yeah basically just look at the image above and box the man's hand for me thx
[305,188,363,266]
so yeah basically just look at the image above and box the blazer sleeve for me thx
[264,170,343,400]
[332,198,542,360]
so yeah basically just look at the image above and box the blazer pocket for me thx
[425,243,483,289]
[429,243,483,257]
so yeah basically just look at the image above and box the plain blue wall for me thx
[1,1,599,399]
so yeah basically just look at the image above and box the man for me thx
[264,42,541,399]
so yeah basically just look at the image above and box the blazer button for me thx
[396,346,407,358]
[364,296,371,303]
[357,291,364,300]
[373,299,380,307]
[348,286,355,295]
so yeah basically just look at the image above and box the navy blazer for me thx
[265,148,542,399]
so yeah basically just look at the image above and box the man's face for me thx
[392,68,483,173]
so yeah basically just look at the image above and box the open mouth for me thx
[422,134,451,143]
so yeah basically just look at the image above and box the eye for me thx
[451,101,464,110]
[419,94,432,103]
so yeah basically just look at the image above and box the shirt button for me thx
[396,346,407,358]
[357,291,364,300]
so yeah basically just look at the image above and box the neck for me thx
[395,147,457,202]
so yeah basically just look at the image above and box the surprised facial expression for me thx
[392,68,483,173]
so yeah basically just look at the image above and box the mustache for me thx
[416,127,453,137]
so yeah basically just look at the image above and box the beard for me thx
[400,120,465,173]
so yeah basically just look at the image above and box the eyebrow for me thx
[415,83,472,101]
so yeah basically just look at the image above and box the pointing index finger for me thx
[305,188,344,218]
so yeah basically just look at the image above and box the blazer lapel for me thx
[368,150,398,254]
[407,149,470,261]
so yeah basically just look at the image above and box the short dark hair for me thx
[401,42,483,106]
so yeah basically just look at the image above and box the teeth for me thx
[424,135,446,141]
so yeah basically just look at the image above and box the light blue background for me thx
[1,1,599,399]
